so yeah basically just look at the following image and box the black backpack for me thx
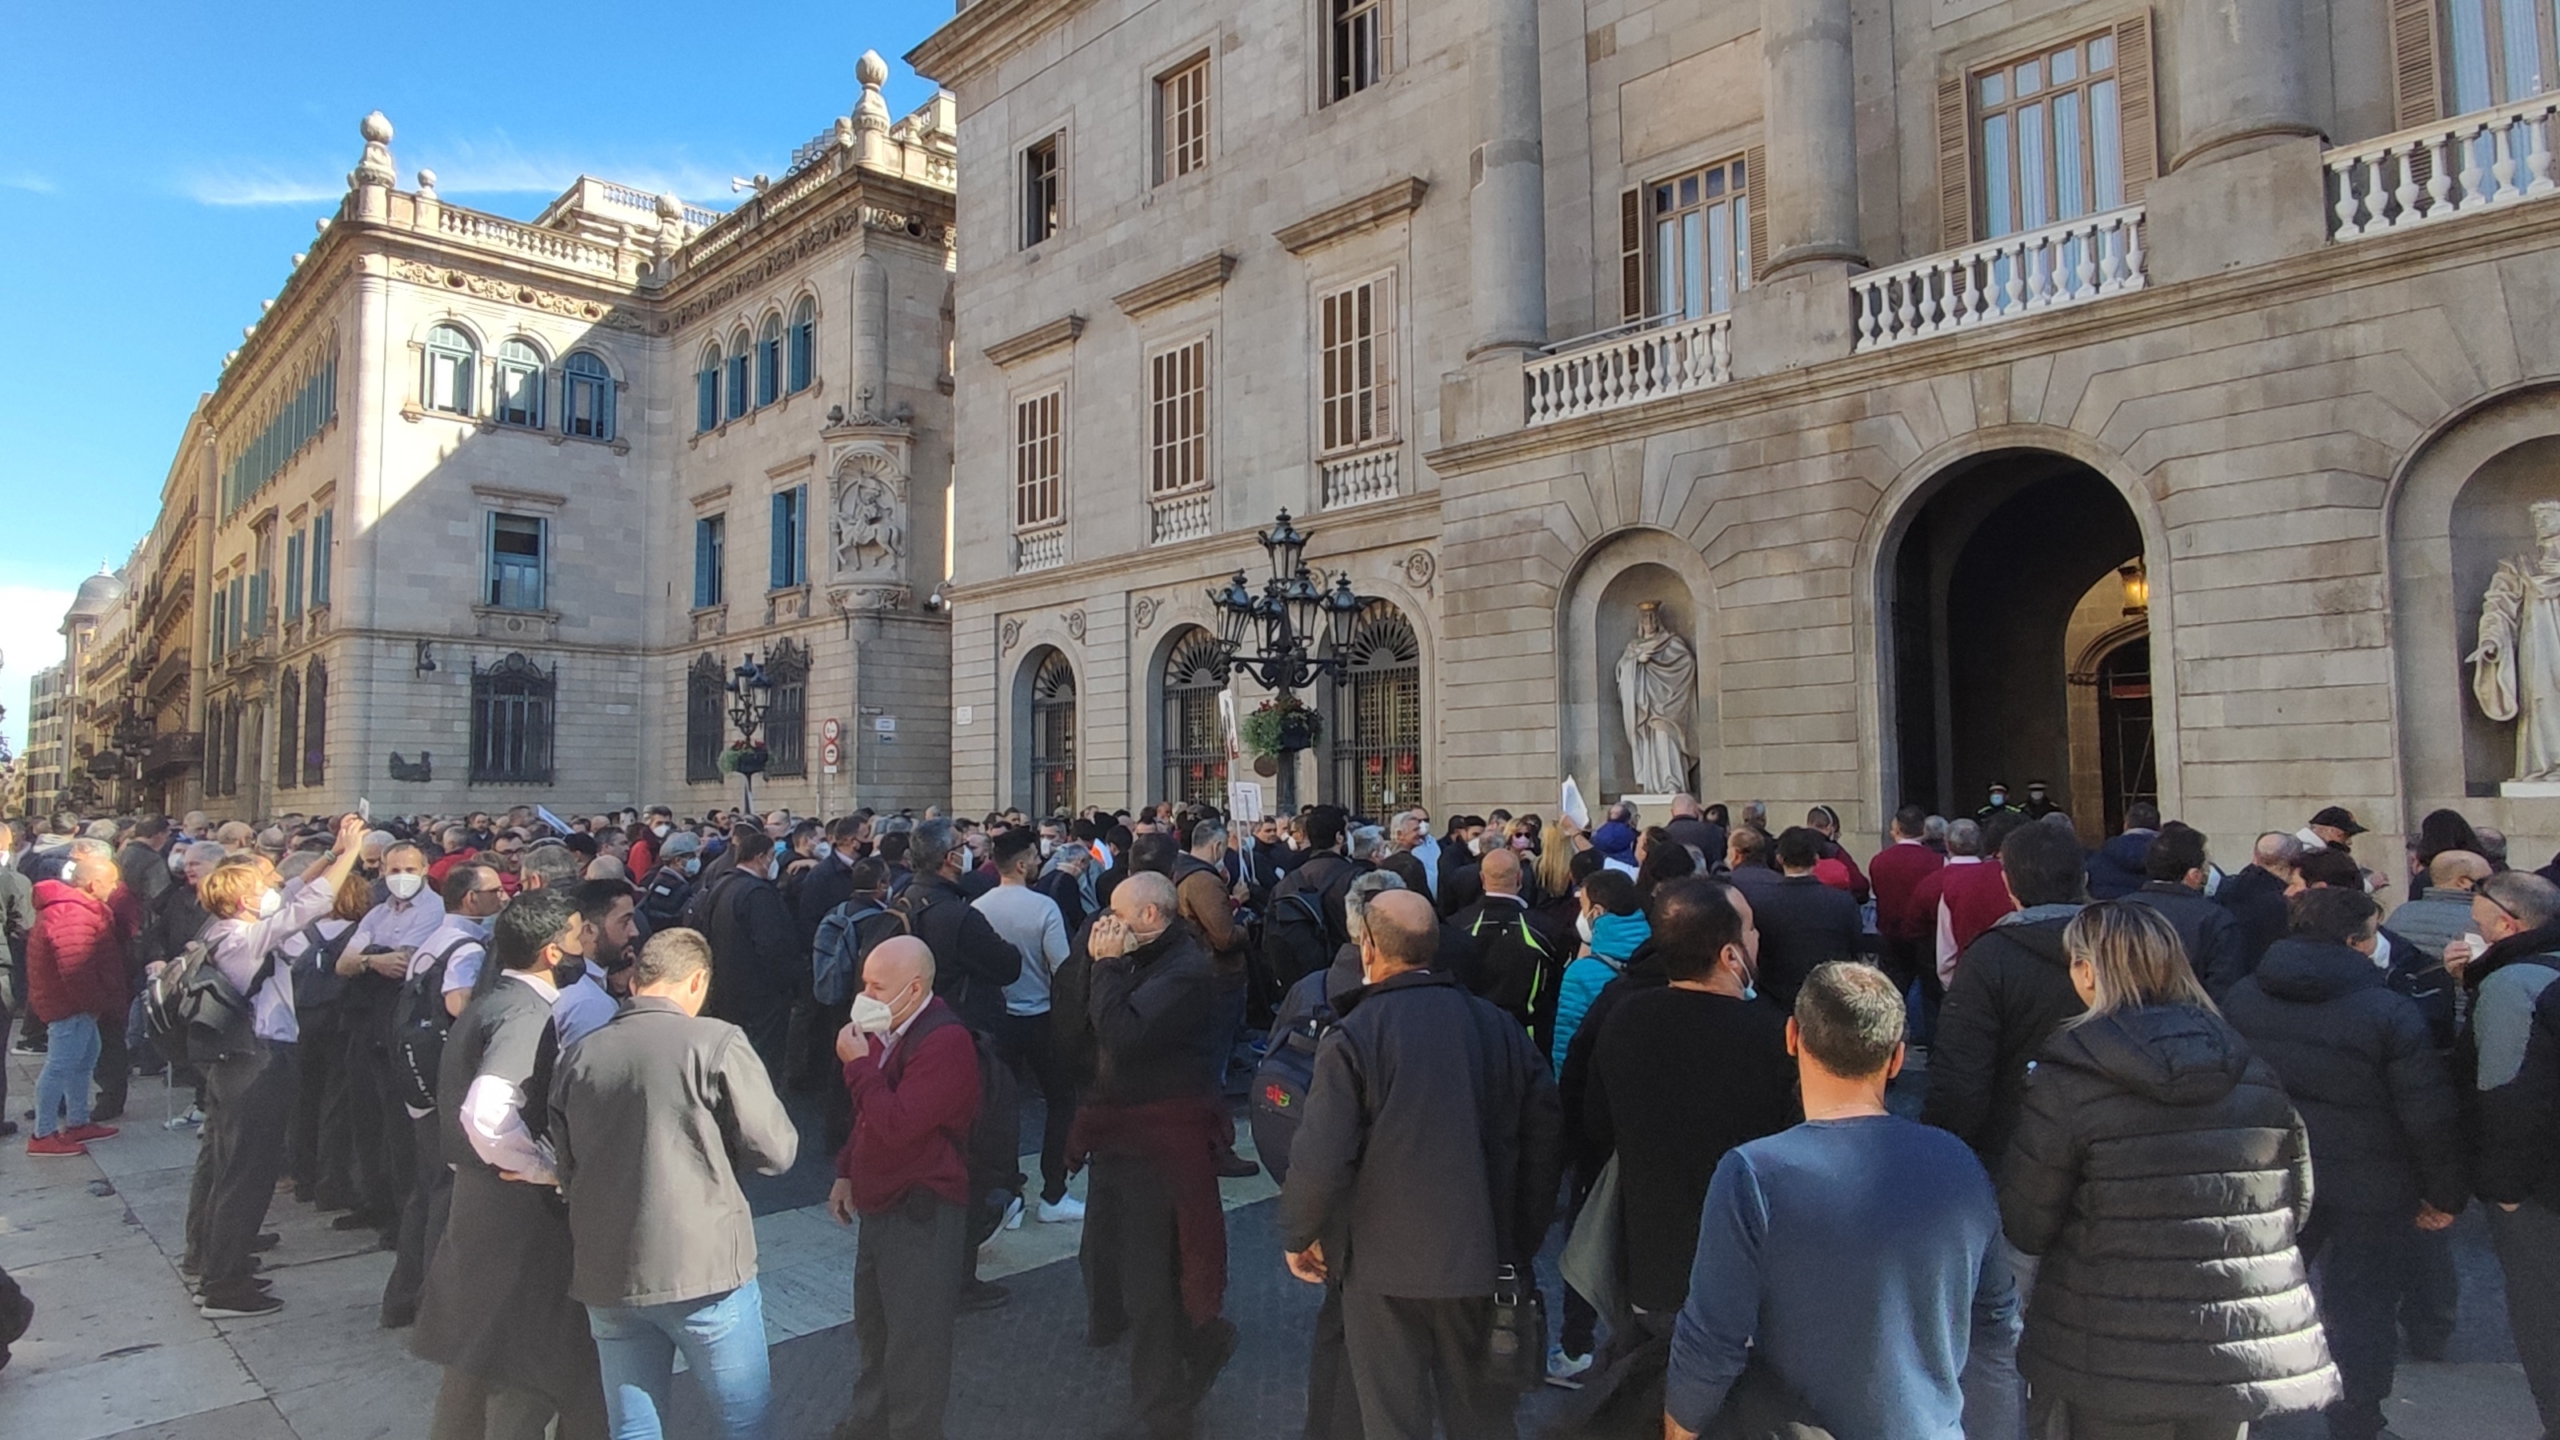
[639,867,694,930]
[143,936,266,1068]
[1259,892,1332,993]
[813,900,901,1006]
[288,920,358,1015]
[902,1004,1022,1242]
[389,932,479,1112]
[1250,970,1341,1186]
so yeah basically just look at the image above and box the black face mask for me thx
[551,952,589,989]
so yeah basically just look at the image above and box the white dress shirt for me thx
[460,969,561,1184]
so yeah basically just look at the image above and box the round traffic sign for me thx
[821,717,843,741]
[822,738,843,766]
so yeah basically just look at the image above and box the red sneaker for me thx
[25,1133,87,1157]
[61,1123,119,1144]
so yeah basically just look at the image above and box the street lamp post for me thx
[726,654,775,816]
[1207,511,1370,812]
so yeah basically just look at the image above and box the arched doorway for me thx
[1158,627,1230,807]
[1886,451,2152,834]
[1328,601,1422,813]
[1018,647,1077,816]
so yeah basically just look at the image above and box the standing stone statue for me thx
[2474,499,2560,781]
[1616,600,1697,795]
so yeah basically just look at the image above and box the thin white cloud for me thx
[180,163,345,207]
[1,172,57,194]
[176,131,747,214]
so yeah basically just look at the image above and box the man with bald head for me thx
[1448,847,1571,1053]
[1078,869,1237,1437]
[827,935,981,1440]
[1280,888,1562,1439]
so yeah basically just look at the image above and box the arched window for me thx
[1029,648,1077,816]
[685,653,725,782]
[697,344,723,433]
[276,666,301,791]
[1161,628,1229,806]
[788,298,816,393]
[756,315,784,407]
[765,639,809,775]
[1332,601,1421,812]
[424,324,477,415]
[563,351,614,440]
[726,329,751,421]
[494,338,545,428]
[302,659,328,787]
[470,652,555,785]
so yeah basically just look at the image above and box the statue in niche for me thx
[1616,600,1697,795]
[2474,499,2560,781]
[832,460,905,577]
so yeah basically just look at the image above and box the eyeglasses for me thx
[2481,888,2523,924]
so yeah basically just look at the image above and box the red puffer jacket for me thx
[28,880,135,1024]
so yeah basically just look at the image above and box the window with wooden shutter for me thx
[2114,14,2157,199]
[2391,0,2443,128]
[1744,145,1769,281]
[1966,19,2159,241]
[1619,188,1644,322]
[1639,155,1754,320]
[1937,75,1975,248]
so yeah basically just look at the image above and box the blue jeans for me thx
[586,1277,771,1440]
[35,1015,100,1136]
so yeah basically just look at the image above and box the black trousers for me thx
[287,1009,342,1193]
[1084,1154,1224,1439]
[185,1041,298,1287]
[2489,1200,2560,1435]
[1339,1290,1518,1440]
[0,957,14,1121]
[93,1000,131,1116]
[847,1193,966,1440]
[990,1010,1078,1204]
[2304,1205,2418,1440]
[2401,1222,2459,1350]
[1306,1279,1368,1440]
[339,1000,404,1224]
[382,1110,453,1325]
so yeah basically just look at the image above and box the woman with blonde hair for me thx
[1999,899,2339,1439]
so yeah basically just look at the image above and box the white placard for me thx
[1227,780,1264,822]
[1560,776,1591,829]
[956,705,974,726]
[873,715,897,733]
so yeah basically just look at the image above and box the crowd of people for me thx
[0,785,2553,1440]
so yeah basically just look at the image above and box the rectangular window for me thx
[1014,389,1064,529]
[495,357,542,427]
[425,347,473,415]
[1648,157,1752,320]
[694,515,726,608]
[1319,275,1395,454]
[1977,32,2125,239]
[228,576,246,651]
[1328,0,1392,101]
[1149,337,1211,496]
[283,530,305,621]
[697,365,720,433]
[1023,134,1062,247]
[309,508,332,607]
[770,486,807,590]
[725,351,749,420]
[210,588,227,661]
[470,654,555,786]
[2444,0,2559,110]
[486,512,547,611]
[1157,57,1210,182]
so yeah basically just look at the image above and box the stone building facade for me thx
[22,663,67,819]
[917,0,2560,866]
[109,55,958,823]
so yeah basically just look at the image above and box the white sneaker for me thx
[1037,1194,1086,1224]
[1002,1195,1025,1231]
[1544,1345,1594,1389]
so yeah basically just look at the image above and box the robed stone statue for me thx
[1616,600,1697,794]
[2473,499,2560,782]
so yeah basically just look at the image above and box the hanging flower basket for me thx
[719,741,769,776]
[1240,697,1322,758]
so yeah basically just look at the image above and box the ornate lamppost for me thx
[723,654,775,815]
[1207,511,1369,811]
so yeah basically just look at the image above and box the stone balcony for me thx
[1849,205,2147,352]
[1525,313,1733,425]
[2325,94,2560,239]
[1318,444,1400,510]
[1015,524,1065,573]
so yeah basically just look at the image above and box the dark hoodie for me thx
[1921,914,2084,1166]
[2224,937,2467,1215]
[2083,829,2156,901]
[2001,1004,2339,1422]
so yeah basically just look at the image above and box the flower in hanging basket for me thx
[1238,697,1323,758]
[719,741,770,775]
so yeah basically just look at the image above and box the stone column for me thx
[852,254,890,420]
[2168,0,2315,170]
[854,51,893,169]
[2143,0,2324,282]
[1469,0,1546,354]
[1759,0,1863,276]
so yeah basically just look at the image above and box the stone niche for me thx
[1558,531,1719,805]
[2450,434,2560,793]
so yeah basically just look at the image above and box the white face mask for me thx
[385,872,425,901]
[849,992,898,1033]
[767,855,783,880]
[169,852,188,874]
[256,889,284,919]
[652,824,671,839]
[1576,911,1596,943]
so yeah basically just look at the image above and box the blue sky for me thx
[0,0,952,750]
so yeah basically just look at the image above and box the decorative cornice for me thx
[984,314,1085,367]
[662,199,951,333]
[1113,253,1238,318]
[908,0,1093,88]
[391,258,651,333]
[1275,178,1430,256]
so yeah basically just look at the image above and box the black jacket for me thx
[694,869,801,1023]
[2083,830,2155,901]
[1446,894,1568,1051]
[1747,874,1862,1011]
[1086,924,1221,1107]
[2000,1004,2337,1422]
[792,853,860,959]
[2217,865,2291,977]
[2460,925,2560,1207]
[1557,939,1668,1185]
[1921,913,2085,1167]
[2130,880,2251,999]
[1277,968,1562,1296]
[0,864,35,967]
[141,879,208,968]
[895,873,1022,1033]
[1272,852,1364,948]
[2223,938,2467,1215]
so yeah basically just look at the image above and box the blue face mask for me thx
[815,842,833,861]
[683,857,701,875]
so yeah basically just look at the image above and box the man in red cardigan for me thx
[26,852,138,1156]
[827,935,981,1440]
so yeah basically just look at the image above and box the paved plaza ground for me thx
[0,1050,2544,1439]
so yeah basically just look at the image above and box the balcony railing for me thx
[1851,204,2146,352]
[2327,94,2560,239]
[1319,444,1400,510]
[1526,313,1733,424]
[1015,525,1065,573]
[435,206,625,277]
[1149,490,1214,544]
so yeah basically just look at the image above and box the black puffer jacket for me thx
[1921,914,2085,1167]
[2001,1004,2338,1422]
[2223,937,2468,1215]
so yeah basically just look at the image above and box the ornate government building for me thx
[69,55,959,820]
[915,0,2560,860]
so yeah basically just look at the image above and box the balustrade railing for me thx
[1015,525,1066,572]
[1851,205,2146,352]
[1149,491,1213,544]
[436,206,623,275]
[2327,94,2560,238]
[1525,313,1732,424]
[1319,445,1399,509]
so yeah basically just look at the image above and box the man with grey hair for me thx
[518,841,585,893]
[896,817,1021,1035]
[1350,824,1392,867]
[1388,811,1434,901]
